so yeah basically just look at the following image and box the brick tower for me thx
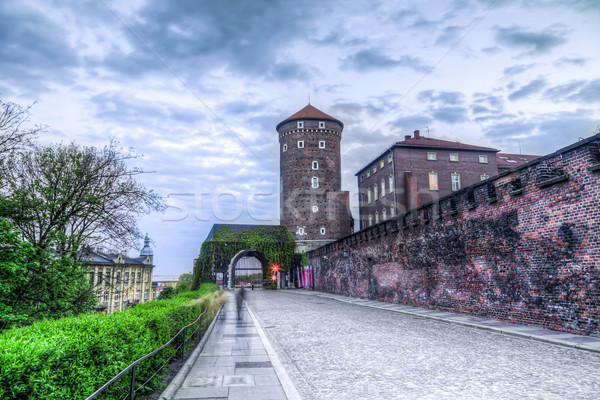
[277,104,353,253]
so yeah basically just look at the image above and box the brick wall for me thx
[308,133,600,336]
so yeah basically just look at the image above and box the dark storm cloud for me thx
[494,24,568,55]
[341,49,429,73]
[431,106,469,124]
[507,77,547,101]
[503,64,535,76]
[0,2,78,92]
[418,90,465,105]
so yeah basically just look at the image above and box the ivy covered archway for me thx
[192,224,298,290]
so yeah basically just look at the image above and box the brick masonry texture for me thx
[308,133,600,336]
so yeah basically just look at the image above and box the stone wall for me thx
[308,133,600,336]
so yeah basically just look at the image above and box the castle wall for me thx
[308,134,600,336]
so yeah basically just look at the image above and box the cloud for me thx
[341,49,429,73]
[543,80,587,100]
[554,56,588,67]
[418,90,465,105]
[503,64,535,76]
[507,77,547,101]
[566,80,600,103]
[387,115,433,131]
[431,106,468,124]
[494,24,568,55]
[434,25,463,46]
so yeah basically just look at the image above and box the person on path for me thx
[236,286,244,319]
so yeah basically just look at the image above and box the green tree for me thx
[175,273,193,294]
[157,286,174,300]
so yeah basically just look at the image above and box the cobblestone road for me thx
[245,290,600,400]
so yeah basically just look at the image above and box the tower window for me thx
[319,140,326,149]
[312,161,318,170]
[312,177,319,188]
[298,140,304,148]
[297,121,304,129]
[282,144,287,152]
[320,227,326,235]
[312,205,318,212]
[319,121,325,129]
[298,227,305,235]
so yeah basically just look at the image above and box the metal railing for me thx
[85,309,208,400]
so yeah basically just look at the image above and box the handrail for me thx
[85,309,208,400]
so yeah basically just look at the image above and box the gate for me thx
[233,256,264,288]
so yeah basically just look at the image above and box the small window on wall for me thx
[381,179,385,196]
[427,152,437,160]
[297,121,304,129]
[389,174,394,192]
[374,184,378,200]
[312,161,318,170]
[367,171,371,178]
[429,172,438,191]
[387,154,393,164]
[375,211,379,224]
[382,208,387,220]
[319,141,326,149]
[451,173,461,191]
[319,121,325,129]
[373,166,377,174]
[298,227,305,235]
[479,155,488,163]
[391,205,396,217]
[367,188,372,203]
[380,160,384,168]
[312,205,318,212]
[283,144,287,152]
[114,293,119,303]
[480,174,489,181]
[450,153,459,162]
[297,141,304,148]
[312,176,319,188]
[320,227,326,235]
[360,175,365,182]
[368,215,373,226]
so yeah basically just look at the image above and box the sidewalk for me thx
[288,289,600,353]
[171,292,300,400]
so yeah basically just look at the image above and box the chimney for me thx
[414,130,420,139]
[404,135,411,140]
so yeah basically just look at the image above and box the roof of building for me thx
[204,224,293,242]
[140,233,153,256]
[496,153,540,169]
[81,250,151,266]
[276,104,344,132]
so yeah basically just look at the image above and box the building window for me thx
[297,121,304,129]
[480,174,489,181]
[360,175,364,182]
[381,179,385,197]
[105,271,110,284]
[374,184,378,200]
[368,215,373,226]
[367,188,372,203]
[319,121,325,129]
[451,173,461,191]
[137,272,141,282]
[124,272,129,283]
[320,227,326,235]
[89,273,94,285]
[116,272,121,284]
[387,154,393,164]
[375,211,379,224]
[373,166,377,174]
[283,144,287,152]
[367,171,370,178]
[450,153,459,162]
[382,208,387,220]
[429,172,438,190]
[479,155,488,163]
[390,205,396,217]
[114,293,119,303]
[103,292,108,303]
[98,271,102,283]
[380,160,384,168]
[319,141,326,149]
[389,174,394,192]
[427,152,437,160]
[131,273,135,284]
[312,176,319,188]
[298,227,305,235]
[298,140,304,148]
[312,161,318,170]
[144,290,149,300]
[312,205,318,212]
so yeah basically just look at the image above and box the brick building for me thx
[356,130,503,230]
[85,234,155,313]
[278,105,353,252]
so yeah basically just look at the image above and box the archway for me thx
[227,249,269,290]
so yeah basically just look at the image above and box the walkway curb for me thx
[158,304,224,400]
[286,289,600,354]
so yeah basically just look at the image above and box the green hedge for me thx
[0,283,222,399]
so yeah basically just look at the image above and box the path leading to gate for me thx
[245,290,600,400]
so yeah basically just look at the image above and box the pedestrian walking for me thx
[236,286,244,319]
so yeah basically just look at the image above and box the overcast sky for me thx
[1,0,599,279]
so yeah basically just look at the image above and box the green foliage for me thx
[174,273,193,294]
[0,284,222,400]
[0,218,95,330]
[193,226,296,289]
[157,286,175,300]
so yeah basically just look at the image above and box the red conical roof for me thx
[277,104,343,132]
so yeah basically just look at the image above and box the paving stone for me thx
[222,375,254,386]
[174,386,229,399]
[227,386,287,400]
[183,376,223,388]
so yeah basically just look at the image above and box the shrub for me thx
[0,284,223,399]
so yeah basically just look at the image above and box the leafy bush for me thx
[0,284,223,399]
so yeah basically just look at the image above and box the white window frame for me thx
[375,211,379,224]
[390,205,396,217]
[450,153,459,162]
[429,172,438,191]
[297,121,304,129]
[374,184,378,200]
[114,293,119,303]
[312,176,319,188]
[380,160,384,168]
[368,215,373,226]
[451,173,461,191]
[381,179,385,197]
[373,166,377,174]
[320,227,326,235]
[282,143,287,152]
[297,140,304,149]
[319,140,326,149]
[367,171,371,178]
[389,174,394,192]
[319,121,325,129]
[298,227,305,235]
[367,188,372,204]
[387,154,393,164]
[312,161,318,170]
[479,155,488,163]
[427,152,437,161]
[480,174,489,181]
[360,175,364,182]
[312,205,318,212]
[382,208,387,220]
